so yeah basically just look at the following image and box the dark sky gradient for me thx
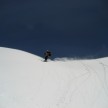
[0,0,108,59]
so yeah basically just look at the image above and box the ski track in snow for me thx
[80,60,108,107]
[96,60,108,93]
[56,63,91,108]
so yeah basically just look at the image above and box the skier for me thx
[44,50,52,62]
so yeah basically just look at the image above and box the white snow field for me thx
[0,47,108,108]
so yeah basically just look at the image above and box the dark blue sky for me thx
[0,0,108,58]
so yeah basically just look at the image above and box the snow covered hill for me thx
[0,47,108,108]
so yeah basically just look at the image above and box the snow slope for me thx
[0,47,108,108]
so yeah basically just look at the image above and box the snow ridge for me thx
[0,47,108,108]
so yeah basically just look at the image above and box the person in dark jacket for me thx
[44,50,52,62]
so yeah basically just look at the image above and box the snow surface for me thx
[0,47,108,108]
